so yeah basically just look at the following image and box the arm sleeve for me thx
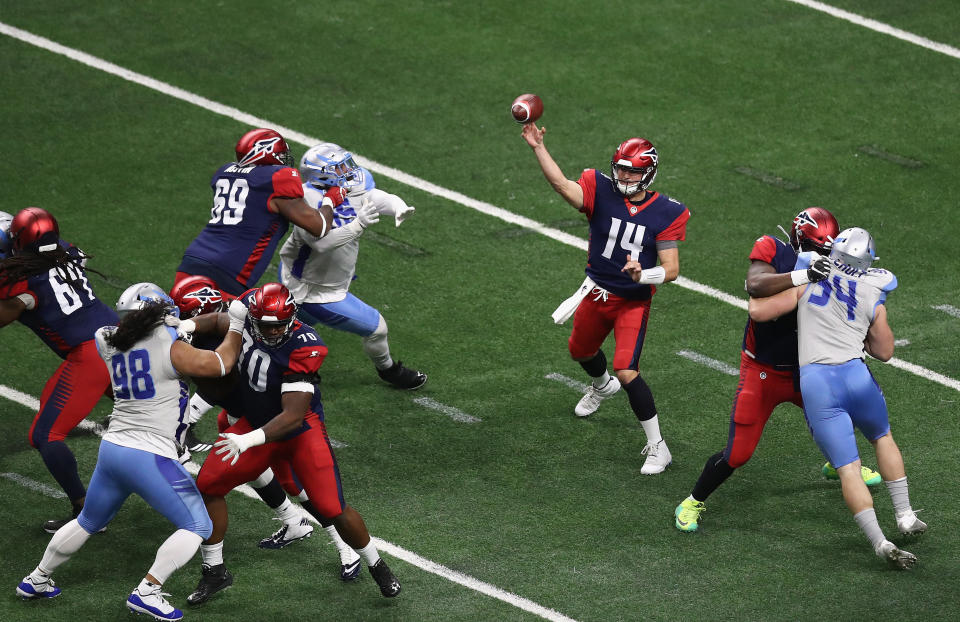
[304,220,364,252]
[575,169,598,218]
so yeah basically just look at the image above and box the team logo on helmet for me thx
[183,286,221,307]
[239,137,283,166]
[793,210,819,230]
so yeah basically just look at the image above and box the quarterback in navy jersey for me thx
[175,128,342,298]
[522,124,689,475]
[186,283,400,605]
[0,208,118,532]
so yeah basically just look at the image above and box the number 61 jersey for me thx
[177,163,304,295]
[797,266,897,366]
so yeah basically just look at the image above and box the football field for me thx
[1,1,958,620]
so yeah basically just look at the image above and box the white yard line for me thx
[676,351,739,376]
[412,397,481,423]
[932,304,960,319]
[1,21,954,394]
[784,0,960,60]
[544,373,590,393]
[0,384,573,622]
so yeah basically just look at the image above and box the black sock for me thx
[691,452,736,502]
[578,350,607,378]
[252,477,287,509]
[302,500,334,527]
[623,374,657,422]
[37,440,85,500]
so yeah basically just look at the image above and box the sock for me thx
[884,477,912,515]
[691,452,736,502]
[356,541,381,567]
[37,519,91,575]
[640,415,663,445]
[853,508,886,550]
[623,374,658,423]
[274,499,303,526]
[199,542,224,567]
[363,316,394,370]
[324,525,359,562]
[37,440,86,501]
[188,393,214,424]
[578,350,608,379]
[146,529,203,584]
[135,578,159,594]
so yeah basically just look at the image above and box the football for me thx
[511,93,543,124]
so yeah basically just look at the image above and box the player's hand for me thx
[355,198,380,229]
[227,299,248,334]
[164,315,197,340]
[213,430,263,466]
[807,256,831,283]
[321,186,349,209]
[521,122,545,148]
[622,253,643,282]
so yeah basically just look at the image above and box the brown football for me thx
[511,93,543,124]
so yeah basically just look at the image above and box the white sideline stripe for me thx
[676,351,739,377]
[0,472,67,499]
[412,397,481,423]
[933,304,960,319]
[894,339,911,347]
[785,0,960,60]
[544,373,590,393]
[0,25,954,395]
[0,384,575,622]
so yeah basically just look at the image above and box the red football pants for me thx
[568,291,651,371]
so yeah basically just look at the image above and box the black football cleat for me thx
[377,361,427,390]
[368,559,401,597]
[187,564,233,605]
[184,424,212,452]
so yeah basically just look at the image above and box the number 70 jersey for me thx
[797,265,897,366]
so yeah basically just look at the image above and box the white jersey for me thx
[279,169,414,304]
[797,265,897,366]
[95,324,187,459]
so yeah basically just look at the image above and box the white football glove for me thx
[164,315,197,341]
[355,198,380,229]
[227,299,248,334]
[213,429,266,466]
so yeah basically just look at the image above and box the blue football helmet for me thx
[0,210,13,259]
[830,227,878,272]
[116,282,179,318]
[300,142,364,190]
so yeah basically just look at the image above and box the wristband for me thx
[790,270,810,287]
[242,428,266,450]
[637,266,666,285]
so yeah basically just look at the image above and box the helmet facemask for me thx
[300,143,364,191]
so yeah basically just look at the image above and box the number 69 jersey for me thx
[221,319,329,439]
[177,163,304,295]
[797,266,898,366]
[0,243,118,357]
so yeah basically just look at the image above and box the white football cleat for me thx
[574,377,621,417]
[896,510,927,535]
[127,583,183,620]
[16,575,61,599]
[258,517,314,549]
[640,440,672,475]
[875,539,917,570]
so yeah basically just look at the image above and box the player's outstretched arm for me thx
[213,391,311,465]
[169,301,247,378]
[275,196,335,239]
[864,304,894,361]
[748,286,802,322]
[521,123,583,209]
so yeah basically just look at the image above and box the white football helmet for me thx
[830,227,878,272]
[300,142,364,190]
[116,282,178,318]
[0,210,13,258]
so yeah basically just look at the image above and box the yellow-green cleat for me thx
[821,462,882,486]
[675,497,705,532]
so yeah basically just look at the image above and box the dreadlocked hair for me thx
[0,246,105,289]
[106,302,169,352]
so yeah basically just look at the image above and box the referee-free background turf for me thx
[1,1,957,620]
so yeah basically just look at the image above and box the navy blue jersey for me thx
[741,235,799,369]
[577,169,689,300]
[218,308,328,439]
[178,163,304,295]
[0,242,118,358]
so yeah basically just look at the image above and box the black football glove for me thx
[807,256,831,283]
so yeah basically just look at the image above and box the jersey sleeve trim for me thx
[576,169,598,218]
[749,235,779,264]
[655,205,690,241]
[281,381,315,394]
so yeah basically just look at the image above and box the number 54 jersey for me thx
[797,265,897,366]
[177,163,304,295]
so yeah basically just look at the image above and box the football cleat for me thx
[340,557,362,582]
[675,498,706,532]
[377,361,427,390]
[184,424,212,453]
[574,376,621,417]
[875,540,917,570]
[821,462,882,486]
[186,564,233,605]
[127,584,183,621]
[16,575,61,599]
[258,518,314,549]
[896,510,927,536]
[368,559,401,597]
[640,440,672,475]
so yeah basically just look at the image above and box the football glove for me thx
[807,256,832,283]
[321,186,349,209]
[355,199,381,229]
[227,299,248,334]
[214,429,266,465]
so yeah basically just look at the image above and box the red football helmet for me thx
[235,128,294,167]
[170,276,226,318]
[790,207,839,255]
[610,138,658,196]
[248,282,298,347]
[10,207,60,254]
